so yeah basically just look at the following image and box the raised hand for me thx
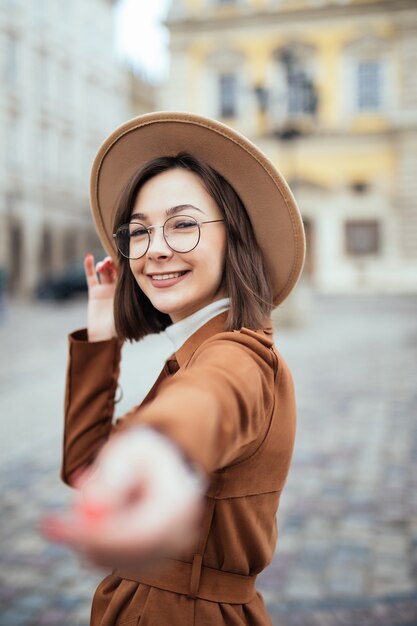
[84,253,119,342]
[41,427,206,570]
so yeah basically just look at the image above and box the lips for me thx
[147,270,191,289]
[149,271,188,281]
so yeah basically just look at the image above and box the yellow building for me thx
[160,0,417,293]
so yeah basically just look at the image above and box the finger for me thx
[42,496,198,557]
[54,429,206,554]
[96,257,118,285]
[78,429,205,529]
[84,253,98,289]
[92,485,201,553]
[97,262,118,285]
[41,482,204,576]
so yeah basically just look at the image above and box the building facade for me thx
[160,0,417,294]
[0,0,142,295]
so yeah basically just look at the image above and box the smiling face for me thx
[128,168,227,323]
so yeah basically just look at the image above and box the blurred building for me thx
[130,70,157,116]
[160,0,417,294]
[0,0,155,296]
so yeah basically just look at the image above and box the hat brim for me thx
[90,111,306,307]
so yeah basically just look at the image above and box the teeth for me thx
[151,271,186,281]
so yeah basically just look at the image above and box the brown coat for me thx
[62,310,297,626]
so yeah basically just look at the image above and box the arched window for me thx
[204,48,247,121]
[342,35,391,116]
[345,220,380,256]
[219,73,238,117]
[357,60,382,111]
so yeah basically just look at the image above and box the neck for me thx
[165,297,230,352]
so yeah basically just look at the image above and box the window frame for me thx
[218,71,238,118]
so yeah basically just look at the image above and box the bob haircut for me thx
[112,152,273,342]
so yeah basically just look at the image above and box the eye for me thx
[130,226,149,237]
[174,220,198,230]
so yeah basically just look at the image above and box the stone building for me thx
[159,0,417,294]
[0,0,155,296]
[130,70,158,117]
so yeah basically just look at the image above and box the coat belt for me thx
[115,558,257,604]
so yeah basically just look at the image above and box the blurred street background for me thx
[1,0,417,624]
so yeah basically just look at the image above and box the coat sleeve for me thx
[61,329,123,486]
[114,332,276,474]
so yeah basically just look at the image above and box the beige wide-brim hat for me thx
[90,111,306,307]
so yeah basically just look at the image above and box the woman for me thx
[45,112,306,626]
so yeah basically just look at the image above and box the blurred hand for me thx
[42,427,206,570]
[85,253,118,342]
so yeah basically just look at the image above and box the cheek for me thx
[129,258,143,276]
[128,261,147,291]
[197,235,227,286]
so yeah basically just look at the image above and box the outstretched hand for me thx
[84,253,119,342]
[41,428,206,570]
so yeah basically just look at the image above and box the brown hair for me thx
[113,152,273,342]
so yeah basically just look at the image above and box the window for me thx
[342,37,387,116]
[357,60,382,111]
[345,220,380,256]
[205,48,244,121]
[288,69,317,115]
[219,73,237,117]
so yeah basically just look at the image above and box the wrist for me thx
[87,330,116,342]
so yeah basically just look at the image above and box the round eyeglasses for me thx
[113,214,225,260]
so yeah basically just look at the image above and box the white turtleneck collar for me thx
[164,297,230,353]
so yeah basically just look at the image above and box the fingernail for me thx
[77,501,110,523]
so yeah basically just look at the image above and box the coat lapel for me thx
[139,311,229,407]
[174,310,229,368]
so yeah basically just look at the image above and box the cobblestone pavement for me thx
[1,294,417,626]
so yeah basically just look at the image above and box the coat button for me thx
[166,359,180,374]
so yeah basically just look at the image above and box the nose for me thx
[146,225,173,260]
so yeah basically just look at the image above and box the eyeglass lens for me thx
[115,215,201,260]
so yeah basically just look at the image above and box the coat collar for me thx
[173,310,229,368]
[170,311,274,369]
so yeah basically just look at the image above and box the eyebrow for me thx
[130,204,204,222]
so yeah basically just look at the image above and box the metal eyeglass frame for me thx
[113,214,225,260]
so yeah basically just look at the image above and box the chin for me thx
[148,296,190,318]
